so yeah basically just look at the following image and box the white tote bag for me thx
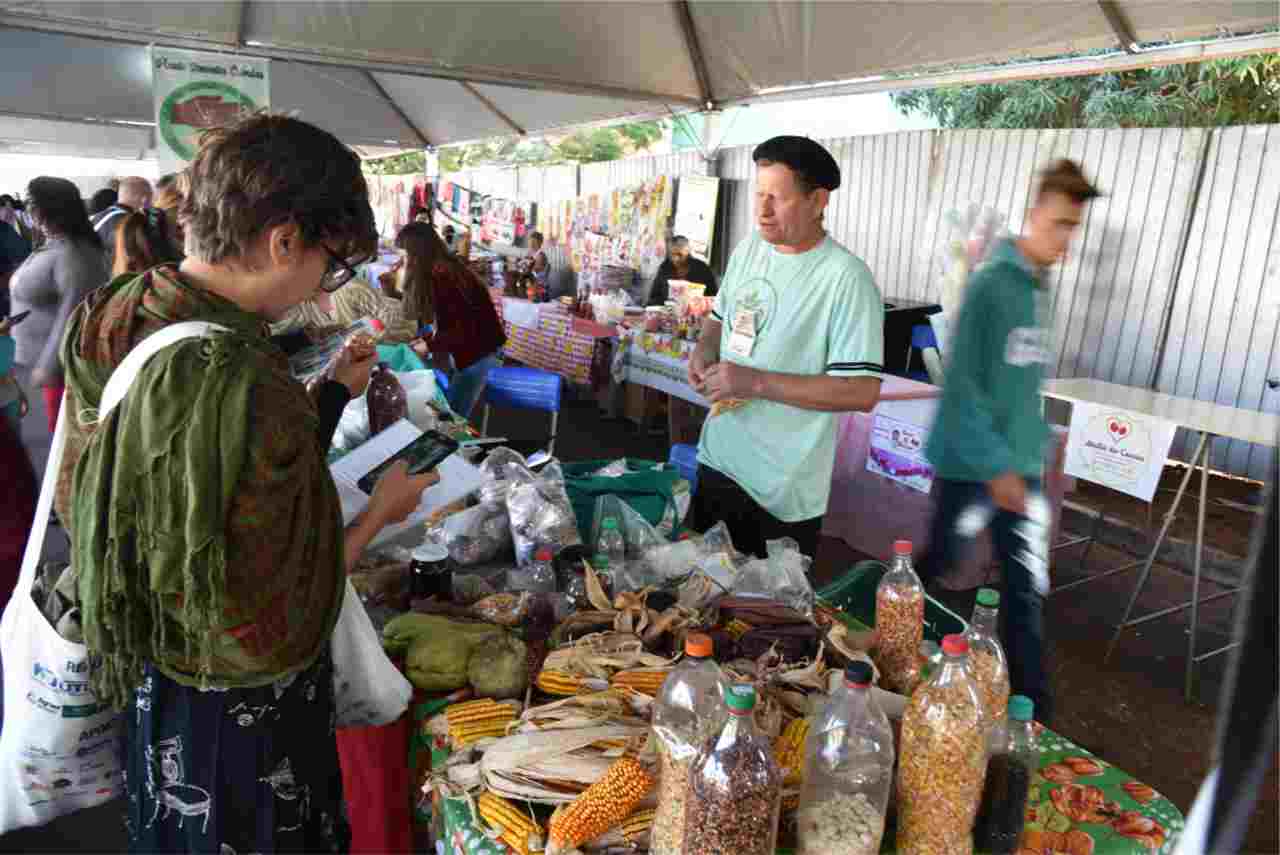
[0,321,222,834]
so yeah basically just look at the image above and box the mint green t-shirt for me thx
[697,232,884,522]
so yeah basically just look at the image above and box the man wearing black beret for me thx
[687,135,884,559]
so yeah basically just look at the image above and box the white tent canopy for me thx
[0,2,1275,154]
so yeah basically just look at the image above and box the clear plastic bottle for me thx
[975,696,1037,854]
[595,517,626,581]
[875,540,925,694]
[509,546,557,593]
[796,661,894,855]
[366,362,408,435]
[564,565,588,610]
[649,634,728,855]
[896,634,988,855]
[683,684,782,855]
[966,587,1011,729]
[917,639,942,684]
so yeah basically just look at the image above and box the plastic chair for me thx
[907,323,945,385]
[668,443,699,495]
[481,366,564,456]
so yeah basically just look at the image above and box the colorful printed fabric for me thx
[59,267,345,709]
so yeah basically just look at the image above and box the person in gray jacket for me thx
[9,177,108,432]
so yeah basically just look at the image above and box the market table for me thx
[492,293,617,395]
[1041,378,1280,699]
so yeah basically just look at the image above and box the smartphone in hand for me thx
[356,429,459,494]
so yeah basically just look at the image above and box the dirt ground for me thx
[2,393,1274,853]
[1070,461,1265,560]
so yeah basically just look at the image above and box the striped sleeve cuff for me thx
[827,361,883,376]
[711,309,723,321]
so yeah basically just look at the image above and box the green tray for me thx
[818,559,968,643]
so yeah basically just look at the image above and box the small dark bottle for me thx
[366,362,408,436]
[410,543,453,601]
[975,695,1037,854]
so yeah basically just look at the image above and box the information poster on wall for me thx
[865,412,934,493]
[1064,402,1177,501]
[152,47,268,173]
[673,176,720,263]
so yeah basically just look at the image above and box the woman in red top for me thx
[396,222,505,418]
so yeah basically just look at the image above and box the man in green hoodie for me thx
[923,159,1101,725]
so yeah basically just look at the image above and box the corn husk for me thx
[541,632,675,679]
[477,724,651,804]
[516,691,642,733]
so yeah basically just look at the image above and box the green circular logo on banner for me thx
[159,80,259,162]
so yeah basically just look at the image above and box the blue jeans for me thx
[920,476,1053,724]
[445,352,500,420]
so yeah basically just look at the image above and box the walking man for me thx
[922,159,1101,725]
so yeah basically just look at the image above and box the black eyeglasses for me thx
[320,244,371,293]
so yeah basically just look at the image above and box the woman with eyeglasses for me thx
[395,221,506,419]
[8,177,108,433]
[52,115,436,854]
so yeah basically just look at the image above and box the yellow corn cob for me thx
[548,755,654,850]
[589,738,629,751]
[446,699,514,725]
[536,669,585,696]
[725,618,753,640]
[773,718,808,786]
[608,669,670,696]
[620,807,655,842]
[445,699,516,746]
[478,792,542,855]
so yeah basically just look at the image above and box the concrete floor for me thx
[3,389,1274,853]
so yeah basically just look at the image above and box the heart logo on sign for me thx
[1107,417,1132,441]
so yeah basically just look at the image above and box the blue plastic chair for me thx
[668,443,699,495]
[906,324,940,383]
[481,366,564,455]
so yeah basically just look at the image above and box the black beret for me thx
[752,135,840,191]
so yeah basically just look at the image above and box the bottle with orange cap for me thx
[649,633,728,855]
[875,539,926,694]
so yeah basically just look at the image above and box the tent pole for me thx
[672,1,715,109]
[1096,1,1143,54]
[364,71,432,149]
[458,81,526,137]
[233,0,250,47]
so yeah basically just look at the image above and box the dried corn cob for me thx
[620,807,655,843]
[478,792,543,855]
[773,717,808,786]
[445,698,516,747]
[608,668,670,696]
[536,669,586,696]
[725,618,753,640]
[547,754,654,853]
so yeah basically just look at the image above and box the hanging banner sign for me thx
[1063,401,1177,501]
[152,47,269,173]
[673,176,720,263]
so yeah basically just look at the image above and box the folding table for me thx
[1041,378,1279,699]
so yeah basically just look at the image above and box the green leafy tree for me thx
[892,54,1279,128]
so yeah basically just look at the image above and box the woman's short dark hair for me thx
[27,177,101,249]
[181,114,377,265]
[89,188,118,216]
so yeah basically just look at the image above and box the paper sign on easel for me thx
[1063,402,1177,501]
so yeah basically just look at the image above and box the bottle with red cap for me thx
[650,633,728,855]
[896,633,988,855]
[796,661,894,855]
[875,539,926,695]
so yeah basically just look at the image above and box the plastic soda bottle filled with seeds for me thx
[966,587,1010,728]
[896,633,988,855]
[649,633,728,855]
[875,540,925,694]
[975,696,1037,854]
[796,661,894,855]
[683,684,781,855]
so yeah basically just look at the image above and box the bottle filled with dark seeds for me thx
[682,684,782,855]
[975,695,1038,854]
